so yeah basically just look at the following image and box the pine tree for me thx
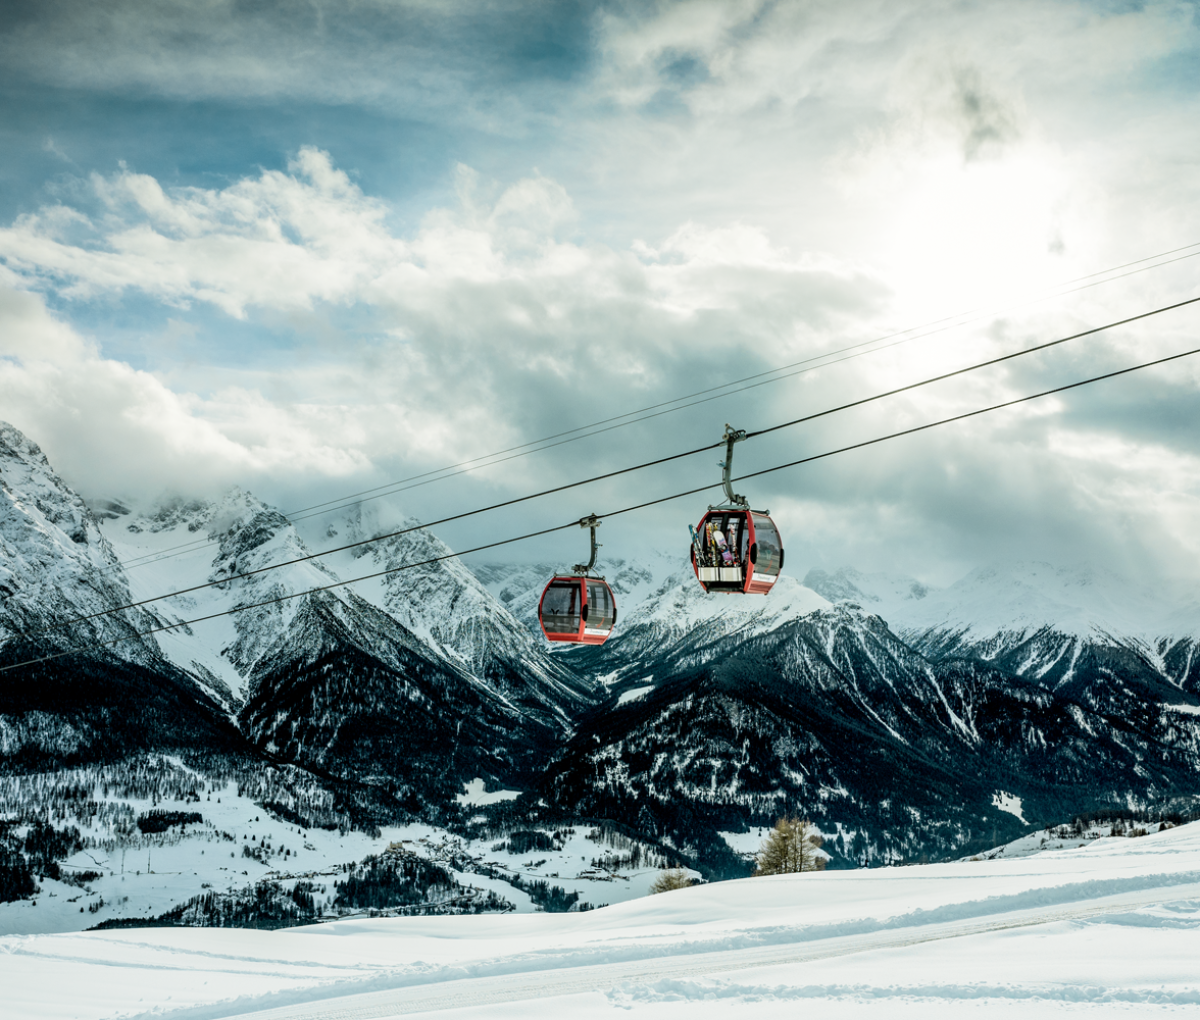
[754,817,826,876]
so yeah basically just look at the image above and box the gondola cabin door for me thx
[538,575,617,645]
[690,510,783,594]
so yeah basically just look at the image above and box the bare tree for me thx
[754,817,826,876]
[650,868,694,894]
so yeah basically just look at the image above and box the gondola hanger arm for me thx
[573,514,602,574]
[715,424,750,510]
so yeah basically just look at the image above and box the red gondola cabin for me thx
[537,575,617,645]
[690,509,783,594]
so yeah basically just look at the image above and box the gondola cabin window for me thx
[750,513,782,580]
[540,580,582,634]
[585,581,615,634]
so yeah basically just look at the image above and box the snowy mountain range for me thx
[0,425,592,803]
[4,417,1200,894]
[0,424,250,764]
[540,563,1200,871]
[804,564,1200,713]
[93,493,596,803]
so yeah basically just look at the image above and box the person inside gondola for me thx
[723,517,741,565]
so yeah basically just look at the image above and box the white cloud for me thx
[595,0,1195,118]
[0,148,878,353]
[0,152,884,513]
[2,147,1198,585]
[0,285,376,498]
[578,0,1200,296]
[3,1,1200,583]
[0,149,406,317]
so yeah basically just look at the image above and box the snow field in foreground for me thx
[4,822,1200,1018]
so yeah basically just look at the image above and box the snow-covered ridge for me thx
[802,561,1200,698]
[96,489,355,702]
[0,421,162,667]
[806,561,1200,645]
[301,503,541,669]
[83,483,591,720]
[295,503,594,722]
[0,420,592,735]
[605,571,832,660]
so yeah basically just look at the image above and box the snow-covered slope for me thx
[604,571,831,665]
[803,561,1199,644]
[0,425,587,793]
[0,423,253,762]
[96,490,359,703]
[301,505,595,728]
[94,494,587,793]
[97,495,598,730]
[8,820,1200,1018]
[0,423,162,667]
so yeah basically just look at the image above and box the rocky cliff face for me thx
[0,421,596,793]
[90,485,598,800]
[300,505,595,732]
[804,562,1200,714]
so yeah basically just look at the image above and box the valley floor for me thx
[0,770,676,936]
[5,823,1200,1018]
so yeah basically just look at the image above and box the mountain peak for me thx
[0,420,50,467]
[0,421,165,667]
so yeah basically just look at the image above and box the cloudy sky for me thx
[1,0,1199,585]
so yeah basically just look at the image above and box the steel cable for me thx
[3,339,1198,674]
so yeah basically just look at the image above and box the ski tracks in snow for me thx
[186,882,1200,1018]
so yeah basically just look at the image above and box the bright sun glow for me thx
[881,149,1078,324]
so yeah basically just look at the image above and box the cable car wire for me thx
[560,345,1200,526]
[25,292,1200,636]
[4,336,1198,675]
[0,522,579,673]
[100,242,1200,576]
[99,308,999,576]
[29,292,1200,637]
[744,293,1200,441]
[282,243,1200,522]
[101,309,972,578]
